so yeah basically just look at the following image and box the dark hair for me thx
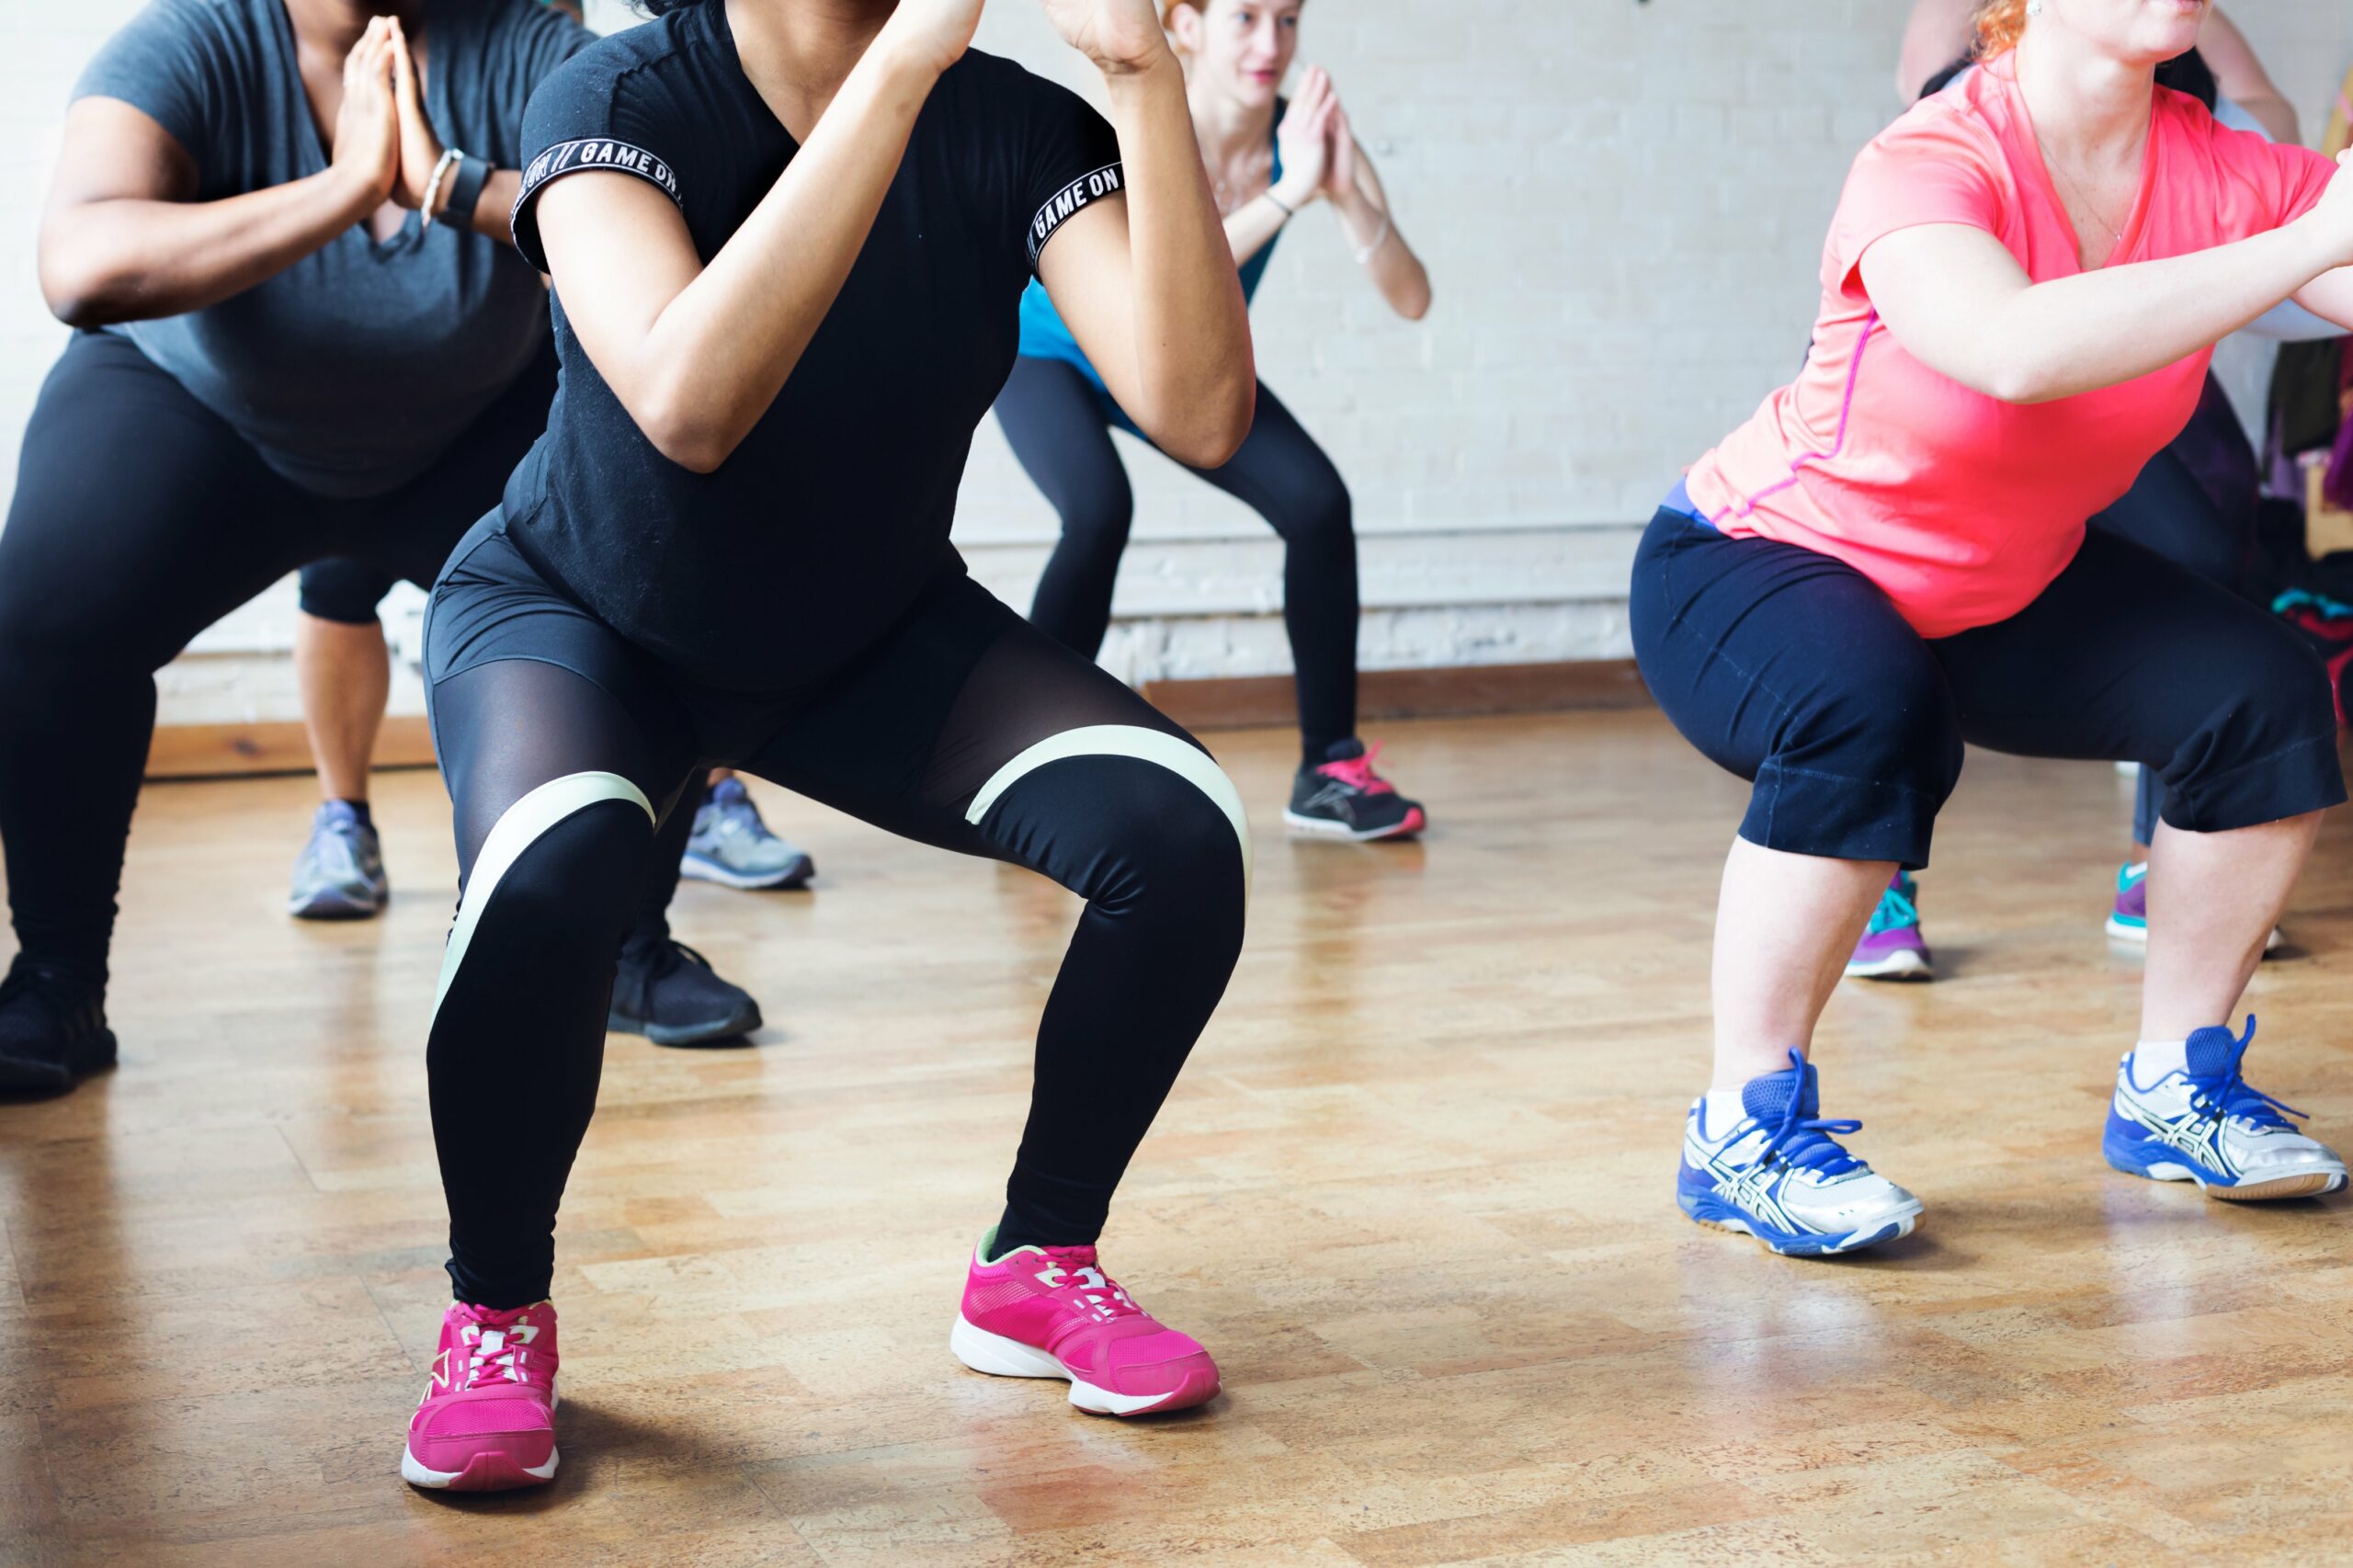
[1916,47,2217,110]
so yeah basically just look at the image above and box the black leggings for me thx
[0,330,700,987]
[422,521,1249,1308]
[994,355,1358,762]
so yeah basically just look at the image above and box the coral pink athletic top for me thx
[1683,56,2336,638]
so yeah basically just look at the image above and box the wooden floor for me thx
[8,710,2353,1566]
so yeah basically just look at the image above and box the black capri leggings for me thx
[1629,506,2343,869]
[2087,379,2264,848]
[0,330,695,989]
[994,355,1359,763]
[421,520,1250,1308]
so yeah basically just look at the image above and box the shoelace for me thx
[450,1308,551,1392]
[624,937,714,983]
[2183,1018,2308,1133]
[1752,1048,1864,1177]
[1034,1248,1145,1323]
[1318,742,1396,796]
[1867,879,1918,936]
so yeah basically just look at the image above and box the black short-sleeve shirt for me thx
[501,3,1123,690]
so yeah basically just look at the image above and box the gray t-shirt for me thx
[74,0,587,498]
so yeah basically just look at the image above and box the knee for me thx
[1786,665,1964,808]
[2200,624,2338,762]
[1055,479,1134,557]
[1110,763,1252,915]
[979,733,1251,946]
[1287,472,1354,552]
[298,560,392,626]
[436,774,657,1020]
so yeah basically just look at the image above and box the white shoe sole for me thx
[400,1445,560,1489]
[949,1315,1185,1415]
[677,853,813,891]
[2133,1159,2347,1203]
[1691,1205,1923,1256]
[1281,809,1420,843]
[1845,949,1931,981]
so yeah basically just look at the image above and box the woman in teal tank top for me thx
[994,0,1433,842]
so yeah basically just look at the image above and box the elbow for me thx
[38,252,124,330]
[650,428,732,475]
[1158,377,1256,470]
[1985,362,2056,406]
[43,289,107,332]
[635,385,740,475]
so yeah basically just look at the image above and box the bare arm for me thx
[1859,163,2353,404]
[1326,119,1430,321]
[1897,0,1975,103]
[2290,267,2353,332]
[536,6,979,473]
[2203,6,2301,146]
[37,19,400,327]
[1037,1,1254,466]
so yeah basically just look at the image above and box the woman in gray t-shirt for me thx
[0,0,758,1096]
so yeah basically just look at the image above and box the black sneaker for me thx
[1283,739,1427,842]
[608,936,762,1047]
[0,957,119,1096]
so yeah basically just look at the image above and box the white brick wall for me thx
[3,2,2348,723]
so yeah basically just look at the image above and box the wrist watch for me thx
[438,153,493,230]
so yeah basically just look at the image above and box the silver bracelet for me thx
[1352,213,1391,265]
[421,146,463,222]
[1264,189,1295,220]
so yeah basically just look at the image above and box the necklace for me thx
[2043,151,2131,248]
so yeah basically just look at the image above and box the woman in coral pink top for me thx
[1636,0,2353,1258]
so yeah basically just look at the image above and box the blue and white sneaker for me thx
[679,778,814,892]
[288,800,388,920]
[1678,1051,1924,1256]
[2103,1017,2346,1201]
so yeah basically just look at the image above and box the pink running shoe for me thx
[949,1229,1220,1416]
[401,1300,561,1491]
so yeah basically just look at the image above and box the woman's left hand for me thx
[386,19,449,214]
[1037,0,1175,76]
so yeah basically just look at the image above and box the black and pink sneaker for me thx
[1284,740,1427,842]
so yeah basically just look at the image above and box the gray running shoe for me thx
[288,801,388,919]
[679,778,814,890]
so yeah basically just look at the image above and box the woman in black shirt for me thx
[404,0,1256,1491]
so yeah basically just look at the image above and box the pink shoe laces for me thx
[438,1303,553,1395]
[1316,741,1396,796]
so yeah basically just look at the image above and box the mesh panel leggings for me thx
[994,355,1359,762]
[423,528,1248,1308]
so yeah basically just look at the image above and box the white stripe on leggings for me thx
[431,771,655,1026]
[962,724,1253,896]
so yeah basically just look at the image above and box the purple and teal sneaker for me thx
[2106,860,2282,953]
[1846,870,1930,982]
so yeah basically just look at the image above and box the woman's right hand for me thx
[1271,64,1334,208]
[331,17,402,211]
[875,0,988,78]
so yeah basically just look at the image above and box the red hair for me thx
[1972,0,2029,59]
